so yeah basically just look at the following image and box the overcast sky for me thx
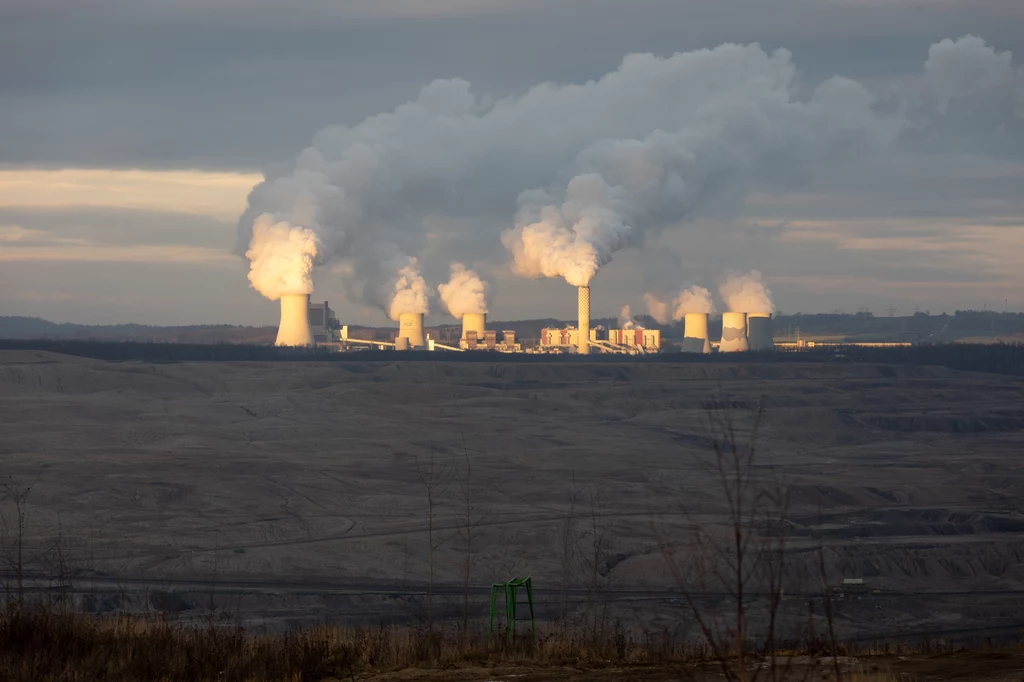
[1,0,1022,325]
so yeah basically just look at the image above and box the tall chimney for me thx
[746,312,774,352]
[577,286,590,355]
[719,312,749,353]
[682,312,712,353]
[275,294,314,347]
[398,312,425,348]
[461,313,486,342]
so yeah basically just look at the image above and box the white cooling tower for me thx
[398,312,425,348]
[275,294,314,347]
[719,312,749,353]
[577,286,590,356]
[461,313,486,341]
[682,313,712,354]
[747,312,774,352]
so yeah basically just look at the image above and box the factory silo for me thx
[398,312,425,348]
[719,312,749,352]
[682,313,712,353]
[275,294,314,347]
[461,313,486,342]
[747,312,774,351]
[577,286,590,355]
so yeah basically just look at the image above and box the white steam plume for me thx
[244,214,320,300]
[619,304,638,330]
[674,285,715,317]
[720,270,773,314]
[383,256,430,321]
[644,285,714,323]
[438,262,489,318]
[502,177,630,286]
[643,293,672,325]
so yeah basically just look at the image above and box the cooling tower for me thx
[461,313,486,341]
[275,294,314,347]
[747,312,774,352]
[719,312,749,353]
[398,312,425,348]
[682,312,712,354]
[577,286,590,355]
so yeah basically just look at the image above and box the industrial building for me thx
[463,328,521,352]
[540,326,660,353]
[307,301,340,345]
[607,328,661,350]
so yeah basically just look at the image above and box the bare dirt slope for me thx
[1,351,1023,639]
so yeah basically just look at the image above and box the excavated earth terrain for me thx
[1,350,1023,643]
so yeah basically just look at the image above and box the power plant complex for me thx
[273,287,774,355]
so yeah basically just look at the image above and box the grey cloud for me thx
[4,0,1024,169]
[744,152,1024,222]
[924,34,1015,103]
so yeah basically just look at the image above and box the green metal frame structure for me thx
[488,576,535,637]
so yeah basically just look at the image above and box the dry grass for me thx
[0,607,706,681]
[11,606,1011,681]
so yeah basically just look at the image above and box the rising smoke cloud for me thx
[643,294,672,326]
[619,304,638,330]
[438,262,489,318]
[719,270,773,314]
[244,214,320,300]
[237,37,1011,313]
[644,285,714,323]
[674,285,715,317]
[500,58,893,287]
[383,256,430,321]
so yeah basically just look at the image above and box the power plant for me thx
[288,287,783,355]
[682,313,711,354]
[719,312,749,353]
[747,312,774,351]
[275,294,314,347]
[539,326,660,353]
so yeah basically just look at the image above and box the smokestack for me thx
[398,312,425,348]
[682,313,712,354]
[577,286,590,355]
[747,312,774,351]
[719,312,749,353]
[275,294,314,347]
[461,313,486,341]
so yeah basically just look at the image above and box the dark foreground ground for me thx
[1,350,1023,648]
[368,651,1024,681]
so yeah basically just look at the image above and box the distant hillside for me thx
[5,310,1018,346]
[773,311,1024,343]
[0,317,277,344]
